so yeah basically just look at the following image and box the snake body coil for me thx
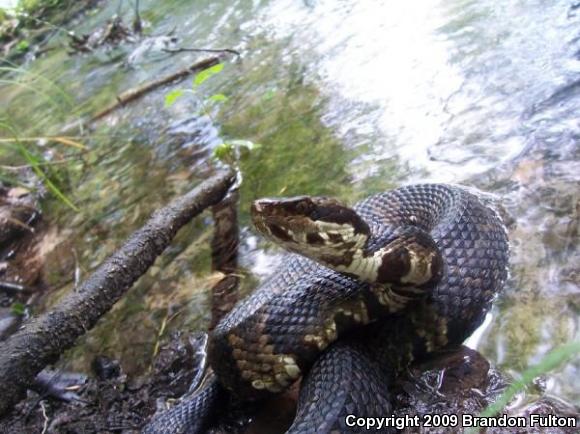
[144,184,509,433]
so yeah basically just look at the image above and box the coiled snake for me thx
[143,184,509,433]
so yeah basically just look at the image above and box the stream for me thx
[0,0,578,410]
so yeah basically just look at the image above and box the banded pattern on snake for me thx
[143,183,509,433]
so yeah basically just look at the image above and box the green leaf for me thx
[208,93,228,103]
[213,142,234,162]
[11,302,26,316]
[466,340,580,434]
[249,142,262,150]
[164,89,184,107]
[16,143,79,212]
[262,88,276,101]
[228,139,260,151]
[193,63,224,87]
[16,40,30,52]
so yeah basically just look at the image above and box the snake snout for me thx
[251,199,264,214]
[251,198,280,217]
[251,199,282,237]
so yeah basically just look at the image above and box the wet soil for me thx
[0,337,577,434]
[0,331,201,434]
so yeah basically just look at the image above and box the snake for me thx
[143,183,509,434]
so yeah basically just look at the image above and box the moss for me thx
[482,293,574,371]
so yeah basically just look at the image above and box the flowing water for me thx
[1,0,579,408]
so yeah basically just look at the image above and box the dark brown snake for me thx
[143,184,509,434]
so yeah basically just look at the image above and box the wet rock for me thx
[32,369,88,403]
[69,15,135,54]
[92,355,122,380]
[392,346,498,433]
[125,36,180,66]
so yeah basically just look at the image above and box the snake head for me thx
[251,196,370,264]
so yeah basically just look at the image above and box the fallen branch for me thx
[0,168,236,417]
[90,55,223,123]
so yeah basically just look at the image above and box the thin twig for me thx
[40,401,49,434]
[162,47,241,57]
[133,0,142,34]
[2,216,35,233]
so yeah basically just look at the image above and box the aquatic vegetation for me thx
[164,61,262,168]
[0,0,577,419]
[471,340,580,429]
[0,66,80,211]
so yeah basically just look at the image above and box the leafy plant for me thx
[15,141,79,211]
[0,119,80,211]
[466,341,580,433]
[164,63,260,166]
[15,39,29,52]
[164,89,184,108]
[214,140,261,166]
[10,301,26,316]
[193,63,223,86]
[17,0,66,15]
[164,62,227,113]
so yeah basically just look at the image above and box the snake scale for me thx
[143,184,509,433]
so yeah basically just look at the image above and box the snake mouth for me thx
[251,197,314,242]
[251,213,307,244]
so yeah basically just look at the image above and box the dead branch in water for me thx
[163,47,241,56]
[0,169,236,417]
[90,55,224,123]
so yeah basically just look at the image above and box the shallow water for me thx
[1,0,578,406]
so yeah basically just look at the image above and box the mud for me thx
[0,337,577,434]
[0,331,202,434]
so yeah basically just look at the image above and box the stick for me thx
[163,47,241,56]
[90,56,222,122]
[0,168,236,416]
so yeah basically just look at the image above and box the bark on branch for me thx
[0,168,236,416]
